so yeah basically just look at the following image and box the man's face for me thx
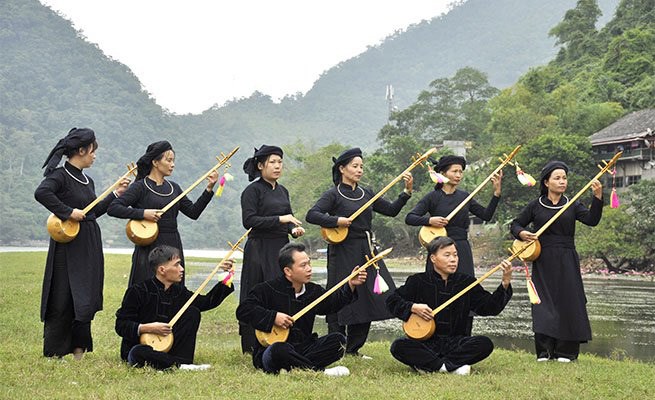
[284,250,312,285]
[158,256,184,285]
[430,244,458,278]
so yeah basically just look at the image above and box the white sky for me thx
[40,0,453,114]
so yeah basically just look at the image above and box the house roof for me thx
[589,109,655,145]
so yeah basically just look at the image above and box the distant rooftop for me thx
[589,109,655,145]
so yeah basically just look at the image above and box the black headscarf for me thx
[242,145,284,181]
[136,141,174,181]
[433,155,467,173]
[331,147,363,185]
[539,160,569,195]
[42,127,96,176]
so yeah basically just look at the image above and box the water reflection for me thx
[188,264,655,362]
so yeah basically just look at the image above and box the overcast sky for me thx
[40,0,453,114]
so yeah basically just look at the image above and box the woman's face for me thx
[443,163,464,186]
[258,154,283,182]
[339,156,364,185]
[77,145,96,168]
[544,168,568,195]
[152,150,175,177]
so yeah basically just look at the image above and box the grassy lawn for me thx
[0,252,653,399]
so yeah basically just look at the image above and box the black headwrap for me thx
[136,141,174,181]
[539,161,569,195]
[433,155,467,173]
[242,145,284,181]
[331,148,363,185]
[41,127,96,176]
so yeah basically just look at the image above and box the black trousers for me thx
[43,248,92,357]
[390,335,494,372]
[534,333,580,360]
[127,307,201,370]
[328,320,370,355]
[259,332,346,374]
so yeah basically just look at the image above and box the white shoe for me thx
[179,363,211,371]
[439,364,448,373]
[537,357,549,362]
[556,357,572,363]
[450,365,471,376]
[324,366,350,377]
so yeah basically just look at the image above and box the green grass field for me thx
[0,252,653,399]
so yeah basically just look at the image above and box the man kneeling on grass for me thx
[115,245,233,370]
[236,242,367,376]
[386,236,513,375]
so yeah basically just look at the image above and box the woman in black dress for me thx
[305,147,412,357]
[35,128,128,359]
[108,141,218,287]
[510,161,603,362]
[239,145,305,353]
[405,155,502,277]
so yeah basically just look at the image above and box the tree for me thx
[549,0,602,62]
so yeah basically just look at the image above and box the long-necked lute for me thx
[139,228,251,352]
[47,163,137,243]
[510,151,622,261]
[418,145,521,247]
[126,147,239,246]
[403,242,532,341]
[321,148,436,244]
[255,247,393,347]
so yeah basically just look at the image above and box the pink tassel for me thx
[215,173,234,197]
[610,188,620,208]
[373,269,389,294]
[515,163,536,187]
[220,269,234,287]
[428,167,449,184]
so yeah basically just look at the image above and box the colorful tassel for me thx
[373,268,389,294]
[220,269,235,287]
[610,168,620,208]
[610,188,620,209]
[523,262,541,304]
[515,162,536,187]
[428,166,449,184]
[215,172,234,197]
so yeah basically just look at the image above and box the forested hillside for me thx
[1,0,622,248]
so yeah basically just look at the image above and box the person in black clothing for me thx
[115,245,233,370]
[236,242,367,375]
[405,155,502,276]
[239,145,304,353]
[35,127,129,359]
[108,141,218,287]
[510,161,603,362]
[386,236,512,375]
[305,147,412,357]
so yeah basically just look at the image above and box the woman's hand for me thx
[428,216,449,228]
[114,178,131,197]
[590,179,602,199]
[69,209,86,221]
[274,312,294,329]
[402,172,413,193]
[336,217,352,227]
[491,170,503,196]
[518,230,538,241]
[206,171,219,191]
[291,226,305,238]
[280,214,302,226]
[143,209,162,222]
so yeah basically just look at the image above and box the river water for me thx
[187,263,655,362]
